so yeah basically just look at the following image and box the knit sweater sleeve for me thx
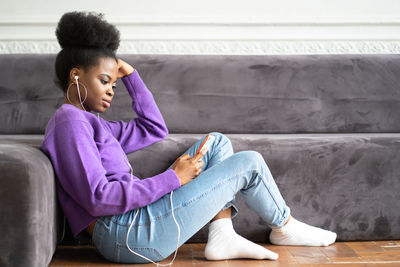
[44,119,181,217]
[104,69,169,154]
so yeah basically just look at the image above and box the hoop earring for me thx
[66,81,88,110]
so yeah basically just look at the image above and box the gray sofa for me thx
[0,53,399,267]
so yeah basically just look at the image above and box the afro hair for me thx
[55,11,120,51]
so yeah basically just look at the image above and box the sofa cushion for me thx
[1,54,400,134]
[0,140,63,267]
[130,133,400,242]
[1,133,398,245]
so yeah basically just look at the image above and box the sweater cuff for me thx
[121,69,139,88]
[160,169,181,191]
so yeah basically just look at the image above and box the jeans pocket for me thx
[114,242,165,264]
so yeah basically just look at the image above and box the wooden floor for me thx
[49,241,400,266]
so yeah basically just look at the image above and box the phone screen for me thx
[195,134,216,158]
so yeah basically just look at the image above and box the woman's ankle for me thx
[211,207,232,222]
[284,215,291,226]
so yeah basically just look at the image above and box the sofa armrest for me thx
[0,142,62,267]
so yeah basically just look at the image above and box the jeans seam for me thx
[257,170,285,218]
[156,167,281,222]
[97,218,111,232]
[92,223,105,252]
[181,170,245,206]
[113,167,286,227]
[149,169,250,223]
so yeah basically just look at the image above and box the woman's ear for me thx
[69,67,81,83]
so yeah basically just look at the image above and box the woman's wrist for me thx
[121,67,135,77]
[126,68,135,76]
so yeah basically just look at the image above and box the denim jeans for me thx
[91,132,291,263]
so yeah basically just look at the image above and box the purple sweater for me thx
[40,70,181,238]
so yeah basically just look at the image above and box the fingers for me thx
[181,154,191,159]
[117,58,135,77]
[195,160,204,168]
[194,147,208,161]
[195,160,204,177]
[195,162,203,174]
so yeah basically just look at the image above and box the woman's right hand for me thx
[117,58,135,78]
[171,149,207,186]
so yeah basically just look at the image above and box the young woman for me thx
[41,11,337,264]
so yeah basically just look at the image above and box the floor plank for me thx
[49,241,400,267]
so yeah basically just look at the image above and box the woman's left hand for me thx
[117,58,135,78]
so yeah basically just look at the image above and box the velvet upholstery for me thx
[0,140,64,267]
[0,53,399,266]
[131,133,400,242]
[1,54,400,134]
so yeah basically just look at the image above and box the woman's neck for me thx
[62,98,85,111]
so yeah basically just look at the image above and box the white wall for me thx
[1,0,399,54]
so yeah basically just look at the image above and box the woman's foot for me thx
[205,218,279,260]
[269,216,337,246]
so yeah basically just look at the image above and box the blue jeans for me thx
[91,132,291,263]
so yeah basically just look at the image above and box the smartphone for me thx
[194,134,216,159]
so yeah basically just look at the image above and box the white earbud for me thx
[73,75,87,111]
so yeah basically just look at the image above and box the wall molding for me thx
[2,15,400,24]
[1,40,399,54]
[1,17,399,54]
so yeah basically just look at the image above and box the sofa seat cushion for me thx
[1,133,398,245]
[127,133,400,242]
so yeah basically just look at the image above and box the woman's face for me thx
[64,57,119,113]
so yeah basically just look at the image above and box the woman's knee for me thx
[235,150,265,169]
[209,132,233,150]
[210,131,231,143]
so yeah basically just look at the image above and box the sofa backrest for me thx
[1,53,399,134]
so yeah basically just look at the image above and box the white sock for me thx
[204,218,279,261]
[269,217,337,246]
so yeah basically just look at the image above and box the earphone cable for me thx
[124,156,181,266]
[96,109,181,266]
[75,77,87,111]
